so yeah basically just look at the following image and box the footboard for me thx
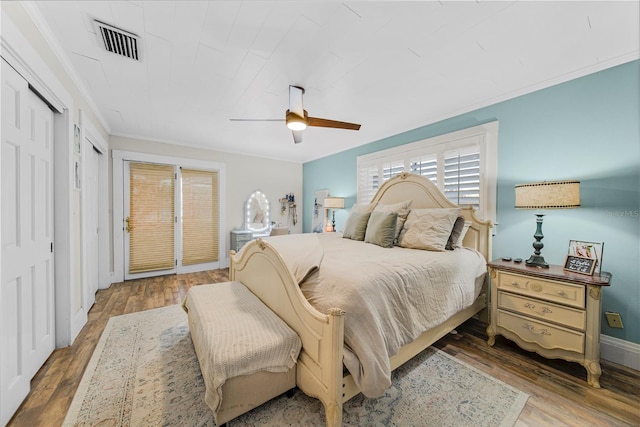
[230,240,345,426]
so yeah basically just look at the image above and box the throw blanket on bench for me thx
[183,282,302,414]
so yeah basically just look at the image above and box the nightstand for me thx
[486,259,611,388]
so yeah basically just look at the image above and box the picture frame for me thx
[563,255,596,276]
[74,158,81,191]
[567,240,604,274]
[73,124,81,154]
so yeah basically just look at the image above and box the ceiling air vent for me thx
[94,20,141,61]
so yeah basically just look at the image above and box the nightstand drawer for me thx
[498,291,586,331]
[497,272,585,309]
[497,310,585,353]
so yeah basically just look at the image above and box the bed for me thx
[229,172,492,426]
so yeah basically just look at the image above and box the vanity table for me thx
[230,190,271,253]
[230,230,252,252]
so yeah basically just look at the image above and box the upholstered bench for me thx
[182,281,301,425]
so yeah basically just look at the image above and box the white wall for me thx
[109,135,303,271]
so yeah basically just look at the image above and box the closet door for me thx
[1,59,55,425]
[124,161,177,280]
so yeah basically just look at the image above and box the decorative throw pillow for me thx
[398,208,461,251]
[372,200,412,242]
[350,202,376,213]
[445,216,466,250]
[342,211,371,241]
[364,211,398,248]
[456,221,472,248]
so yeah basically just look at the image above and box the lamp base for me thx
[525,254,549,268]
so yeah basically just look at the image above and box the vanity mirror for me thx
[245,190,270,237]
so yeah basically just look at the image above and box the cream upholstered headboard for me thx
[370,172,492,260]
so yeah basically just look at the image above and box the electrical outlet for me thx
[605,311,624,328]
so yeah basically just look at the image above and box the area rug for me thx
[63,305,528,427]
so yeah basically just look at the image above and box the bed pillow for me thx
[350,202,376,213]
[342,211,371,241]
[372,200,412,242]
[398,208,460,251]
[445,216,466,250]
[364,211,398,248]
[456,221,472,248]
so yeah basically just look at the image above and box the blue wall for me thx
[303,60,640,344]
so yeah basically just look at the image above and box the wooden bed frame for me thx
[229,172,492,426]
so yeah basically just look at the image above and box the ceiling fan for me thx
[230,85,361,144]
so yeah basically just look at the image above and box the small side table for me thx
[486,259,611,388]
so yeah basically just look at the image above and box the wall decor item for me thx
[568,240,604,274]
[74,158,81,191]
[312,190,329,233]
[563,255,596,275]
[74,124,81,154]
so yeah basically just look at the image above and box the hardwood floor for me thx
[8,269,640,426]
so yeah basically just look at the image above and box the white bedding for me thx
[264,232,487,397]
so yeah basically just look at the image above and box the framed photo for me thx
[563,255,596,276]
[312,189,329,233]
[568,240,604,274]
[73,124,81,154]
[74,158,81,191]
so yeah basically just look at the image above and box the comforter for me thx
[264,232,486,397]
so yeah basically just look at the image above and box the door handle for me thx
[126,217,132,233]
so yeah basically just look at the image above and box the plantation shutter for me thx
[382,160,404,182]
[443,149,480,209]
[182,169,219,265]
[358,163,379,204]
[410,154,438,185]
[129,162,175,274]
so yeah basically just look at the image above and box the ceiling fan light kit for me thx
[232,85,361,144]
[285,110,307,131]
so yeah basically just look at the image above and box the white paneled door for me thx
[1,59,55,425]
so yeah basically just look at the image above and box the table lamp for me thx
[515,180,580,268]
[323,197,345,232]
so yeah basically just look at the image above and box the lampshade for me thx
[515,180,580,209]
[324,197,345,209]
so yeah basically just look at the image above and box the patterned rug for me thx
[64,305,528,427]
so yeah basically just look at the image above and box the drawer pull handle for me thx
[522,323,551,336]
[510,281,519,287]
[557,290,568,297]
[523,303,552,316]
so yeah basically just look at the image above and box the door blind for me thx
[129,162,175,273]
[181,169,219,265]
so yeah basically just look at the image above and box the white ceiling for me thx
[27,1,639,163]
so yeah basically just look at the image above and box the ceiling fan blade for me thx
[289,85,305,117]
[307,116,361,130]
[292,130,303,144]
[229,118,284,122]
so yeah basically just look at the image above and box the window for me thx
[357,122,498,222]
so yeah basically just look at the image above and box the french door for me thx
[123,161,220,280]
[1,59,55,425]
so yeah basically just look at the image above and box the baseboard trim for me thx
[601,334,640,371]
